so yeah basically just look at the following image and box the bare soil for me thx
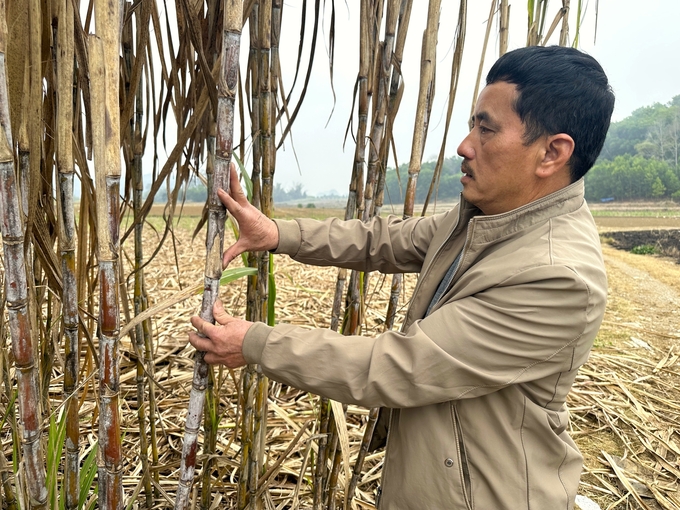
[572,218,680,509]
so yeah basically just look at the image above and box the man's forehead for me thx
[470,82,521,127]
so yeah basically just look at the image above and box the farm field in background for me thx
[151,199,680,225]
[123,202,680,509]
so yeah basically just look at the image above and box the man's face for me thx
[457,81,546,215]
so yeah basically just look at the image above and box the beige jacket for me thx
[243,180,607,509]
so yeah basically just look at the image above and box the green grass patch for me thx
[590,209,680,217]
[630,244,656,255]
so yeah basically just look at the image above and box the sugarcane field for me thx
[1,0,679,509]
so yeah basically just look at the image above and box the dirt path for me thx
[573,243,680,509]
[599,243,680,351]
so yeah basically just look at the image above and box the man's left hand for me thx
[188,300,252,368]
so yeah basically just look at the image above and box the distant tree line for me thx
[585,95,680,201]
[152,179,207,203]
[152,179,313,204]
[273,182,307,202]
[153,96,680,207]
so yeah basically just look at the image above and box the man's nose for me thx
[457,133,475,159]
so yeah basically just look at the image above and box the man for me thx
[189,46,615,509]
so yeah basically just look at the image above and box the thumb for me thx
[222,241,245,268]
[213,299,232,325]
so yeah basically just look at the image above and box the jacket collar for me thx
[458,179,586,244]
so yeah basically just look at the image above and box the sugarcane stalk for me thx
[0,3,47,508]
[89,30,123,510]
[175,1,243,508]
[0,96,47,510]
[325,404,347,510]
[0,442,18,510]
[469,0,496,123]
[245,1,261,324]
[0,343,18,510]
[312,397,330,509]
[239,3,261,507]
[348,0,370,224]
[249,2,272,507]
[317,3,374,504]
[378,0,412,209]
[125,10,154,506]
[250,370,267,508]
[559,0,570,46]
[499,0,509,55]
[363,0,396,221]
[141,294,161,493]
[199,119,218,510]
[56,0,80,507]
[200,368,218,510]
[344,0,377,334]
[271,0,282,170]
[238,365,256,510]
[422,0,466,216]
[404,0,440,218]
[327,2,385,496]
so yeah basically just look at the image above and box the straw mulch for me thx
[111,221,419,509]
[3,219,679,509]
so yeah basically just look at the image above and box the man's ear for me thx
[536,133,575,179]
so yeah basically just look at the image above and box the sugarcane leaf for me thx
[268,252,276,326]
[218,266,258,288]
[0,390,16,429]
[233,153,253,202]
[226,216,249,267]
[47,409,67,509]
[80,443,99,508]
[330,400,352,492]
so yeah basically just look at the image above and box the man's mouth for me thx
[461,161,473,179]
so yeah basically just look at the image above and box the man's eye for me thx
[479,126,490,134]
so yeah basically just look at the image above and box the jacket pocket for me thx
[451,403,474,510]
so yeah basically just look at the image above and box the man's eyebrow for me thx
[472,111,498,129]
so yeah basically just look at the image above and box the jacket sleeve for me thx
[272,212,448,274]
[242,264,604,409]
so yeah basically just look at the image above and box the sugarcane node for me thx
[0,233,22,245]
[4,296,27,309]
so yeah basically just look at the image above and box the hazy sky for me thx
[263,0,680,196]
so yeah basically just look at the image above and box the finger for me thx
[217,187,241,215]
[190,315,206,332]
[190,315,222,339]
[187,331,213,353]
[229,165,249,205]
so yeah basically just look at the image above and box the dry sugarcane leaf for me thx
[120,266,256,338]
[602,451,654,509]
[330,400,352,496]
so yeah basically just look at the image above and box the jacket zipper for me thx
[452,404,474,510]
[405,208,476,325]
[379,203,476,507]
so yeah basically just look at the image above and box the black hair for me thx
[486,46,615,182]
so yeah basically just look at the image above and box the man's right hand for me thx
[218,163,280,268]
